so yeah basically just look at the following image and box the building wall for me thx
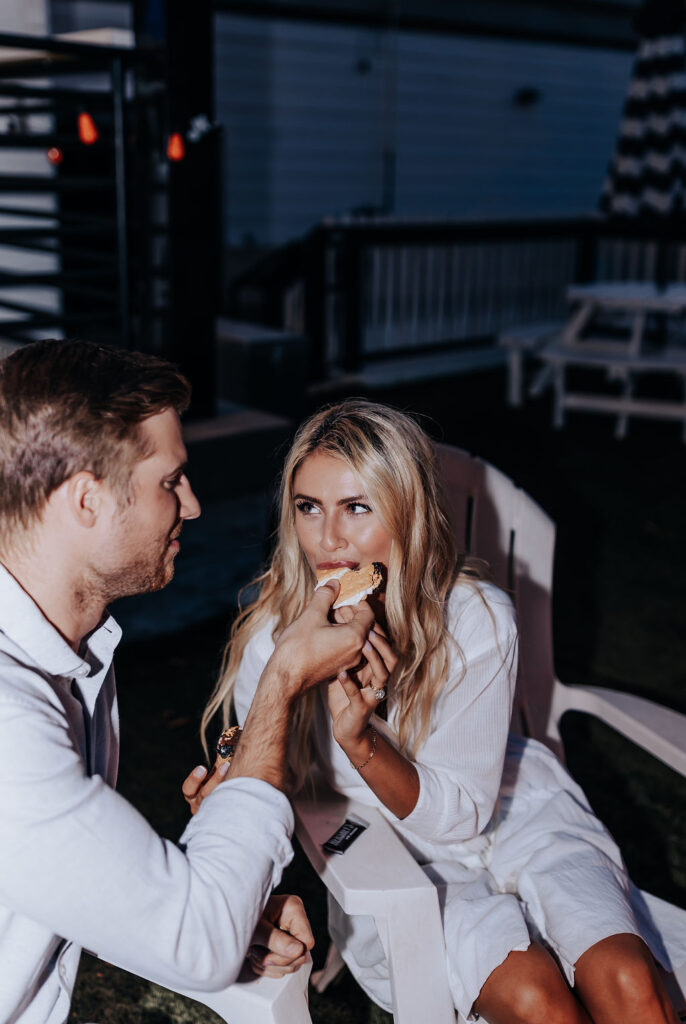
[215,13,633,248]
[42,4,635,251]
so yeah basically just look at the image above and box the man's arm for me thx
[193,581,374,796]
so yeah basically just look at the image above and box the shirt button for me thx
[77,667,88,678]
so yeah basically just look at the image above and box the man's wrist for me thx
[262,648,303,701]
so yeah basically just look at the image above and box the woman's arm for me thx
[330,584,518,837]
[328,638,420,818]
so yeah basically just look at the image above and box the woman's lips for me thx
[316,560,359,570]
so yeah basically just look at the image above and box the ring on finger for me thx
[373,687,386,702]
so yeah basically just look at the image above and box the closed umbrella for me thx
[600,0,686,219]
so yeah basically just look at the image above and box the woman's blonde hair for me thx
[201,398,484,788]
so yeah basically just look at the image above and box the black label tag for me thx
[322,817,367,855]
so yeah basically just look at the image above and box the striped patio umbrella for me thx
[600,0,686,218]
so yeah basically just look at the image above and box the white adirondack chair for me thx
[94,953,313,1024]
[170,957,313,1023]
[294,442,686,1023]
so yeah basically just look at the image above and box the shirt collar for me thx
[0,563,122,681]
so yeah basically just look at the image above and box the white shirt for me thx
[0,564,294,1024]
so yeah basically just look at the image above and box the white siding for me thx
[214,14,634,247]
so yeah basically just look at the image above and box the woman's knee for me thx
[575,934,676,1023]
[475,945,588,1024]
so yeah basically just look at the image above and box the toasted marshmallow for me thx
[315,562,384,609]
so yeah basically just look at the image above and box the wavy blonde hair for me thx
[201,399,485,788]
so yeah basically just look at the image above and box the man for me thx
[0,339,373,1023]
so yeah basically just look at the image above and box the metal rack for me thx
[0,30,167,354]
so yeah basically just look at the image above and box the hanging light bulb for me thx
[46,146,64,165]
[166,132,186,161]
[78,111,99,145]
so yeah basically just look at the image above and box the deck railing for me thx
[233,215,686,379]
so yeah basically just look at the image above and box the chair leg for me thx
[507,351,523,407]
[310,942,345,993]
[553,365,565,429]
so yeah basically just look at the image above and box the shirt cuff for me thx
[179,776,294,876]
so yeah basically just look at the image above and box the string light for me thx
[77,111,98,145]
[166,132,185,161]
[46,146,64,165]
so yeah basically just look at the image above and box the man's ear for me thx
[60,471,110,528]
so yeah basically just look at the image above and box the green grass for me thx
[71,369,686,1022]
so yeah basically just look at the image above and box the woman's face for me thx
[292,451,393,578]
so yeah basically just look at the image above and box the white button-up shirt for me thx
[0,564,294,1024]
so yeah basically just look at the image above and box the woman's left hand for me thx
[327,626,397,749]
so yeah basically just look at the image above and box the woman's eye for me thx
[348,502,371,514]
[295,500,317,514]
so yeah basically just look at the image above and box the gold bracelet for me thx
[351,726,377,771]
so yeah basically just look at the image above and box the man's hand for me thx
[246,894,314,978]
[217,582,374,793]
[270,581,375,698]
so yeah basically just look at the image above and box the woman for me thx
[198,399,685,1024]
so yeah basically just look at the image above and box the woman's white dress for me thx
[232,580,686,1020]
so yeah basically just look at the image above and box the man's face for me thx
[94,408,201,601]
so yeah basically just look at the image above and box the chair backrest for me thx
[436,444,561,756]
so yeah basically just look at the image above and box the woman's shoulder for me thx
[446,577,516,641]
[242,613,278,662]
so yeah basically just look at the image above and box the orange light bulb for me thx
[78,111,98,145]
[167,132,185,161]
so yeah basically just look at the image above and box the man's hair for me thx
[0,338,191,541]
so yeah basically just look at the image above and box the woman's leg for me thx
[574,933,679,1024]
[473,941,591,1024]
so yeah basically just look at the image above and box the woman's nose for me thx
[321,516,344,551]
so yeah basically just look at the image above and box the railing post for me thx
[304,226,327,381]
[575,218,596,284]
[340,231,362,373]
[111,56,130,350]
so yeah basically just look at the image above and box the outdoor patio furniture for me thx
[294,442,686,1024]
[531,281,686,438]
[498,319,566,406]
[98,953,314,1024]
[170,956,313,1023]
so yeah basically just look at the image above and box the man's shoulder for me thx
[0,637,62,712]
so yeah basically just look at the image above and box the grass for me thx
[70,367,686,1021]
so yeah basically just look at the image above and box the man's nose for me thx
[179,475,201,520]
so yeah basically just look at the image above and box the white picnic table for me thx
[531,281,686,439]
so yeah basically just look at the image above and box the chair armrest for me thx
[294,787,435,915]
[294,785,456,1024]
[548,681,686,778]
[170,957,313,1024]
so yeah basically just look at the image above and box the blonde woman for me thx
[197,400,684,1024]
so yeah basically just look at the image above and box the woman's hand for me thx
[327,626,397,755]
[181,760,228,815]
